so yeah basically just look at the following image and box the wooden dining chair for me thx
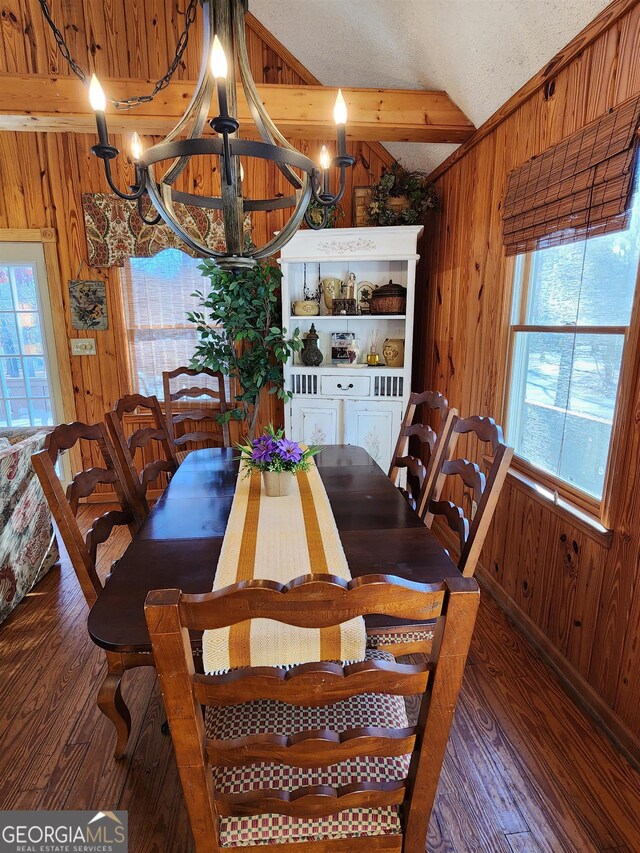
[145,573,479,853]
[31,421,152,758]
[368,415,512,657]
[388,389,456,513]
[106,393,178,520]
[162,367,230,464]
[423,414,514,578]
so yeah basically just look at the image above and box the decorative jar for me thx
[382,338,404,367]
[300,323,323,366]
[369,280,407,315]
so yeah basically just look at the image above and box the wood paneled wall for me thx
[0,2,392,459]
[418,3,640,762]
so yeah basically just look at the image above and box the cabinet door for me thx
[290,398,341,446]
[344,400,403,471]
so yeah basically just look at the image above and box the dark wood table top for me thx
[88,446,459,653]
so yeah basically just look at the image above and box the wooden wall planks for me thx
[0,5,393,472]
[419,3,640,761]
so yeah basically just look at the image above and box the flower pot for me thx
[263,470,295,497]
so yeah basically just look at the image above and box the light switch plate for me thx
[70,338,96,356]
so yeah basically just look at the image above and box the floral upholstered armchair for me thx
[0,428,59,625]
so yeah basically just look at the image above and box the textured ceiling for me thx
[250,0,612,174]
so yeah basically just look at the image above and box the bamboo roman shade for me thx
[121,249,229,399]
[502,95,640,256]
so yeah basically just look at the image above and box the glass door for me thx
[0,243,64,430]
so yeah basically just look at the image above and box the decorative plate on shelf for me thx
[356,281,375,314]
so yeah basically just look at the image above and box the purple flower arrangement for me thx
[237,424,321,475]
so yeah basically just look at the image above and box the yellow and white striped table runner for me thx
[202,461,366,673]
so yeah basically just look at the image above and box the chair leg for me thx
[98,653,131,760]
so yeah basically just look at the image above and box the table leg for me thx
[98,652,131,760]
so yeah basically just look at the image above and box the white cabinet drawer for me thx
[321,375,371,397]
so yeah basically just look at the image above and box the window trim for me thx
[503,249,640,523]
[0,242,64,426]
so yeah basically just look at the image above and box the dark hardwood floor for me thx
[1,507,639,852]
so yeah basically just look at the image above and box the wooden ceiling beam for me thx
[0,75,475,143]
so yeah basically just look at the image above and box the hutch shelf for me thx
[280,225,423,472]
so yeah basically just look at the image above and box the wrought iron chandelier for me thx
[87,0,355,270]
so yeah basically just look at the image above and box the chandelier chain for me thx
[37,0,199,110]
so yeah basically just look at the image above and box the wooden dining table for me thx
[88,444,460,753]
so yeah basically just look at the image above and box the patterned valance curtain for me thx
[81,193,251,268]
[502,94,640,257]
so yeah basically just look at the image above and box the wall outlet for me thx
[70,338,96,356]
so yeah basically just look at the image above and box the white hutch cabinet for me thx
[280,226,423,471]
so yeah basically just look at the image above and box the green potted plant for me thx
[188,260,301,440]
[236,424,321,496]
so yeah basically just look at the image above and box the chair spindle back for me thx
[106,393,178,519]
[388,389,456,515]
[31,421,139,607]
[424,415,514,577]
[163,367,230,457]
[145,573,479,853]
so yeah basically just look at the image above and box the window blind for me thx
[502,94,640,257]
[121,248,225,399]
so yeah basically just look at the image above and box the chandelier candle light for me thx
[87,0,355,269]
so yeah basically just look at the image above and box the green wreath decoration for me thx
[367,163,439,226]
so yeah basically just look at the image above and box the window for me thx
[0,243,63,429]
[505,188,640,504]
[121,248,214,397]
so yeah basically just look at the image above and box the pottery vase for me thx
[382,338,404,368]
[321,277,341,311]
[346,338,360,365]
[300,323,323,366]
[263,470,295,497]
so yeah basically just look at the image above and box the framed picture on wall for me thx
[69,279,108,330]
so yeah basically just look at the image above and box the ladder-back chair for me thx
[31,421,152,758]
[388,390,456,514]
[424,414,514,578]
[163,367,230,464]
[145,574,479,853]
[106,393,178,520]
